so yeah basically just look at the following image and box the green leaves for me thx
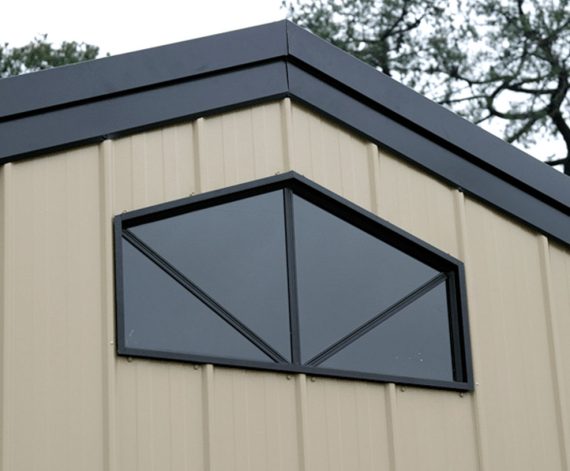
[0,35,99,78]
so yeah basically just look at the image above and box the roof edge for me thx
[284,21,570,212]
[0,20,288,120]
[0,20,568,247]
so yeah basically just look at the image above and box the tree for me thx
[0,35,99,78]
[284,0,570,175]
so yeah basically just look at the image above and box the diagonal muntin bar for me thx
[306,272,448,367]
[122,229,288,364]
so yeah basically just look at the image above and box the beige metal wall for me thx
[1,99,569,471]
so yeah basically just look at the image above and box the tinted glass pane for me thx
[131,191,291,359]
[293,195,439,363]
[321,283,453,381]
[121,239,273,362]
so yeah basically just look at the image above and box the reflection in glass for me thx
[292,195,439,362]
[131,191,291,359]
[321,283,453,381]
[122,239,273,362]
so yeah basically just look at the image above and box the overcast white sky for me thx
[3,0,285,55]
[3,0,565,167]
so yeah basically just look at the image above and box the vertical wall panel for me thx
[548,242,570,468]
[453,191,489,471]
[112,123,196,213]
[549,243,570,395]
[365,145,479,471]
[99,140,119,471]
[198,103,285,192]
[394,388,479,471]
[110,101,299,471]
[115,360,206,471]
[212,369,299,471]
[110,121,206,471]
[287,103,393,471]
[375,150,461,258]
[194,102,299,470]
[304,377,392,471]
[463,199,563,471]
[289,103,374,211]
[0,164,12,471]
[1,149,105,470]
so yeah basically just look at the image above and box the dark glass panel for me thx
[131,191,291,360]
[292,195,439,362]
[121,239,273,362]
[321,283,454,381]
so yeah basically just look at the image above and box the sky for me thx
[2,0,565,168]
[3,0,285,55]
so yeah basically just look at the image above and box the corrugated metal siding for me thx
[1,99,570,470]
[107,107,298,471]
[286,100,374,211]
[548,242,570,469]
[1,150,105,471]
[464,201,565,470]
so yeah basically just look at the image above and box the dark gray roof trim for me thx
[1,21,569,246]
[1,63,288,158]
[0,22,288,120]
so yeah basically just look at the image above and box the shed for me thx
[1,20,569,471]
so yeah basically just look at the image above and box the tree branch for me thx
[379,3,410,40]
[551,111,570,175]
[437,94,488,105]
[506,117,540,143]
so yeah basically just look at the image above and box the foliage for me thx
[284,0,570,174]
[0,35,99,78]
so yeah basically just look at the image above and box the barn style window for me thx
[114,172,473,390]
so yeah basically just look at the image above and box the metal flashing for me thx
[0,20,568,246]
[0,21,288,120]
[0,62,288,161]
[285,22,570,211]
[287,64,570,246]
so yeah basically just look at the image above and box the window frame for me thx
[114,171,474,391]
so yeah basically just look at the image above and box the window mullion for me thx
[446,271,467,383]
[283,189,301,365]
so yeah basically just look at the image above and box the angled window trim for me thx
[114,171,474,391]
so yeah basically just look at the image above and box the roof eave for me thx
[0,20,568,246]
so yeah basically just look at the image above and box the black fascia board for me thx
[285,21,570,213]
[0,21,288,120]
[0,20,569,247]
[0,62,288,161]
[287,64,570,246]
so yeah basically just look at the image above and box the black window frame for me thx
[114,171,474,391]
